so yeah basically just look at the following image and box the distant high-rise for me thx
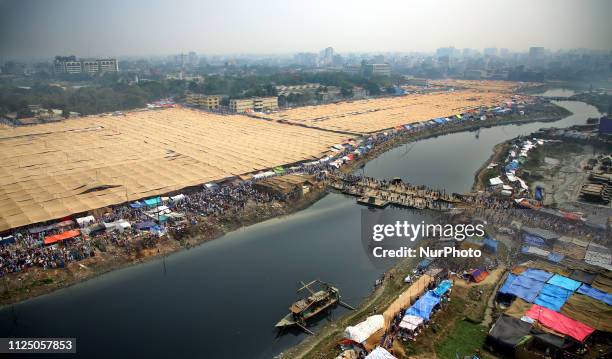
[528,47,545,66]
[54,56,118,74]
[188,52,198,67]
[319,47,334,66]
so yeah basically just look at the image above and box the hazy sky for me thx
[1,0,611,59]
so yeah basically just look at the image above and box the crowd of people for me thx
[0,101,602,279]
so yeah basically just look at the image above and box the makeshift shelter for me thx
[525,304,595,342]
[498,270,550,303]
[405,291,441,321]
[365,347,396,359]
[76,215,95,227]
[44,229,81,245]
[483,236,498,253]
[134,221,156,230]
[546,274,581,292]
[560,293,612,332]
[486,315,532,353]
[433,280,452,296]
[144,197,162,208]
[576,284,612,306]
[553,237,587,260]
[469,269,489,283]
[504,298,532,319]
[534,284,573,312]
[344,315,384,344]
[522,227,558,246]
[399,315,424,332]
[591,272,612,293]
[569,270,596,285]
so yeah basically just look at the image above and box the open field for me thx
[0,108,348,232]
[263,90,528,134]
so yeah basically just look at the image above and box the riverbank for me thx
[0,101,570,309]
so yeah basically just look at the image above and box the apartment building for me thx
[230,97,278,113]
[185,93,220,110]
[54,56,119,74]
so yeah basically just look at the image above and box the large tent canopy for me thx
[526,304,595,342]
[405,291,441,321]
[0,108,347,232]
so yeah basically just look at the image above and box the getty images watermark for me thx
[360,209,485,267]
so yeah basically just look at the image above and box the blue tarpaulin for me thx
[522,269,554,283]
[498,273,517,295]
[534,284,573,312]
[547,274,582,291]
[135,221,156,230]
[498,270,550,303]
[130,201,145,208]
[144,197,162,208]
[433,280,452,296]
[577,284,612,305]
[483,236,498,253]
[405,291,441,321]
[523,234,546,247]
[417,258,432,270]
[434,118,446,124]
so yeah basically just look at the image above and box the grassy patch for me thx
[435,320,489,359]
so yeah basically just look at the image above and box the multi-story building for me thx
[54,56,118,74]
[230,97,279,113]
[363,63,391,77]
[185,93,220,110]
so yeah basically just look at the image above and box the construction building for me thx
[185,93,220,110]
[54,56,119,74]
[230,97,278,113]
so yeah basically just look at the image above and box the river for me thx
[0,98,601,359]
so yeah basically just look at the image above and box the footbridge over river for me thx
[328,174,475,211]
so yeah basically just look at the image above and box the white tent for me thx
[343,315,384,343]
[489,177,503,186]
[399,315,424,331]
[76,215,95,227]
[366,347,397,359]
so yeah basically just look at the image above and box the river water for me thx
[0,99,601,359]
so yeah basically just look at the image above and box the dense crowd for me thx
[0,102,603,278]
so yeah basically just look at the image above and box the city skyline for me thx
[1,0,611,60]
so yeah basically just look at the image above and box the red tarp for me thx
[44,229,81,245]
[525,304,594,342]
[470,269,489,283]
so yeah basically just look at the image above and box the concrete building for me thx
[275,83,321,97]
[352,86,367,99]
[363,63,391,77]
[185,93,220,110]
[54,56,118,74]
[230,97,279,113]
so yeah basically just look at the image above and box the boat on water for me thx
[275,280,354,334]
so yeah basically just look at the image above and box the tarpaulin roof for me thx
[569,270,596,285]
[417,258,432,270]
[504,298,532,319]
[546,274,582,292]
[523,234,546,247]
[498,271,548,303]
[534,284,573,312]
[433,280,452,296]
[134,221,156,230]
[499,273,517,295]
[144,197,162,208]
[487,315,532,350]
[470,269,489,283]
[405,291,441,321]
[484,237,498,253]
[576,284,612,306]
[525,304,595,342]
[344,315,384,343]
[399,315,424,331]
[44,229,80,245]
[521,227,559,241]
[561,293,612,332]
[591,272,612,293]
[522,269,554,283]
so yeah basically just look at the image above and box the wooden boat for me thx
[275,280,354,334]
